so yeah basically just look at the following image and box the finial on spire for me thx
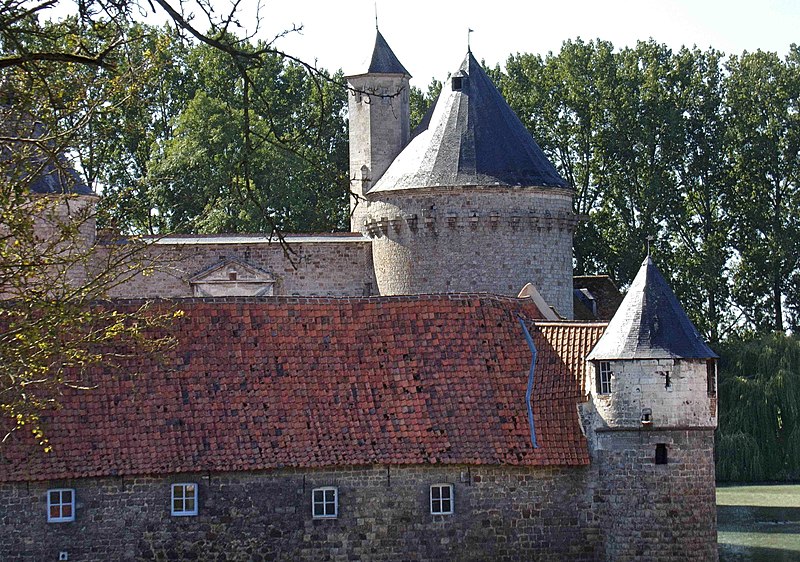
[646,235,654,257]
[467,28,474,53]
[375,2,379,30]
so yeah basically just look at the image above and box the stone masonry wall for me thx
[593,429,718,562]
[104,238,377,299]
[591,359,717,429]
[0,465,601,562]
[366,187,576,317]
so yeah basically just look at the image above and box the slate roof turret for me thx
[351,30,410,77]
[587,256,717,361]
[1,106,94,196]
[371,51,567,192]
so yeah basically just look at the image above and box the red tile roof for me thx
[0,295,605,482]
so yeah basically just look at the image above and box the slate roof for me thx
[1,106,94,196]
[587,257,717,361]
[371,52,568,192]
[354,30,410,76]
[573,275,624,321]
[0,295,605,482]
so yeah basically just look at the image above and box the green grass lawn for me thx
[717,484,800,561]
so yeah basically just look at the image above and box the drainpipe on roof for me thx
[517,316,539,449]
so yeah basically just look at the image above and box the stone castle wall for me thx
[365,187,576,317]
[593,429,718,562]
[0,464,602,562]
[105,237,376,299]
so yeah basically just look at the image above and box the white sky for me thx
[252,0,800,87]
[48,0,800,88]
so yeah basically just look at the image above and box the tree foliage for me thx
[0,0,343,446]
[498,40,800,339]
[716,333,800,481]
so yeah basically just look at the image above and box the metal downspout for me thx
[517,317,539,449]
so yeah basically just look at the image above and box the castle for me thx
[0,31,718,561]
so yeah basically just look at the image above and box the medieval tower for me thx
[585,256,719,561]
[348,38,578,316]
[345,31,411,235]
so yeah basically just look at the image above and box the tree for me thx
[410,78,442,130]
[716,332,800,481]
[0,0,336,446]
[146,39,349,234]
[725,48,800,332]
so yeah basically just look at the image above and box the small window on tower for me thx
[596,361,612,395]
[707,359,717,397]
[655,444,668,465]
[451,76,463,91]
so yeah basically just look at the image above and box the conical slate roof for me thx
[1,106,93,196]
[371,51,567,192]
[587,257,717,361]
[356,30,410,76]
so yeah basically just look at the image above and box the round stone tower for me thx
[585,256,719,561]
[363,52,577,317]
[345,30,411,234]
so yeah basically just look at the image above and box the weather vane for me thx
[467,28,474,52]
[646,235,654,256]
[375,2,379,30]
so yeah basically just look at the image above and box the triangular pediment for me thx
[189,259,275,297]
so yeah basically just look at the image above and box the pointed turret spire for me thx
[364,30,410,76]
[588,257,717,360]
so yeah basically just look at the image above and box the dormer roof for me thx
[587,257,717,361]
[349,30,410,77]
[371,51,567,193]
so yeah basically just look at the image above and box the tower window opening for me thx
[596,361,612,395]
[452,76,463,91]
[707,359,717,397]
[655,444,668,465]
[664,371,671,390]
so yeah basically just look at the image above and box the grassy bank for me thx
[717,484,800,561]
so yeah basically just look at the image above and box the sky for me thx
[46,0,800,89]
[247,0,800,88]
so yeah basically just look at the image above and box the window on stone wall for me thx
[430,484,454,515]
[171,483,198,516]
[707,359,717,397]
[312,487,338,518]
[47,488,75,523]
[655,444,668,465]
[596,361,612,395]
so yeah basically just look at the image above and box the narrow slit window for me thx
[312,487,338,518]
[664,371,671,390]
[707,359,717,397]
[596,361,612,395]
[655,444,668,465]
[430,484,454,515]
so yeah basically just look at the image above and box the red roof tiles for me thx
[0,295,605,482]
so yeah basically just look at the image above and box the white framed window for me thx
[597,361,612,395]
[430,484,454,515]
[171,483,198,516]
[47,488,75,523]
[312,487,338,518]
